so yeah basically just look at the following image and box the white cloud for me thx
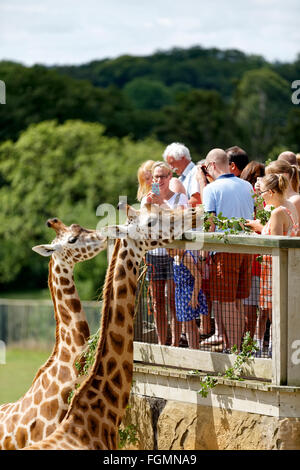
[156,18,173,27]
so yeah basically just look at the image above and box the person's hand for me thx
[145,192,164,205]
[197,165,214,184]
[188,289,199,310]
[245,219,263,233]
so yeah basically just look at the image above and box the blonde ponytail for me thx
[262,173,289,195]
[290,165,299,193]
[277,174,289,194]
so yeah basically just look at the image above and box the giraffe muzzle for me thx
[46,218,68,233]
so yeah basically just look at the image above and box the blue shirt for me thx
[203,174,254,225]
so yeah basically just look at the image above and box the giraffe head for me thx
[32,218,107,265]
[101,202,203,246]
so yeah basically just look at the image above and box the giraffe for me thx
[23,203,203,450]
[0,218,107,450]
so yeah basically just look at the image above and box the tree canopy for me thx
[0,120,163,296]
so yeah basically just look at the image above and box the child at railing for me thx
[169,249,208,349]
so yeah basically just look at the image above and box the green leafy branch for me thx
[118,423,139,449]
[203,194,274,242]
[75,329,100,377]
[195,332,259,397]
[253,194,274,226]
[203,211,252,243]
[223,332,259,380]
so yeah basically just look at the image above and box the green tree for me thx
[233,68,291,157]
[154,89,234,159]
[124,78,173,110]
[0,62,136,143]
[0,120,163,297]
[284,108,300,152]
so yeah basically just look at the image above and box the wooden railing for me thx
[108,233,300,387]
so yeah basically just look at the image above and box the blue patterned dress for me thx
[173,251,208,322]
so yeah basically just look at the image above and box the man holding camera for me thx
[199,148,254,352]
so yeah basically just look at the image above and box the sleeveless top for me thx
[262,206,299,236]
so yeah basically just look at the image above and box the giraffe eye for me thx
[68,236,78,244]
[147,217,157,228]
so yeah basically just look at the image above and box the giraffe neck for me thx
[59,237,142,449]
[0,257,92,450]
[32,256,90,382]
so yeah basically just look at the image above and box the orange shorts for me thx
[259,255,272,310]
[209,252,253,302]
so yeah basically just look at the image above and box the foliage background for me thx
[0,46,299,299]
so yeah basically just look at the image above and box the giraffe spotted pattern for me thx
[0,219,106,449]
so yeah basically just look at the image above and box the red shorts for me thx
[209,252,253,302]
[259,255,272,310]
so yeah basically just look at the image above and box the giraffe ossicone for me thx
[23,204,203,450]
[0,218,106,450]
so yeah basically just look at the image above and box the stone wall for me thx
[122,394,300,450]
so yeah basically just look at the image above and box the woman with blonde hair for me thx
[137,160,186,202]
[137,160,156,201]
[246,174,299,357]
[141,161,190,347]
[265,160,300,234]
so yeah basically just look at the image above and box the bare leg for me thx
[211,300,226,343]
[185,320,200,349]
[199,300,212,336]
[244,305,258,339]
[222,301,244,351]
[236,299,245,346]
[167,279,181,347]
[149,280,168,345]
[256,308,269,341]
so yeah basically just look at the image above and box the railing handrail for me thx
[108,232,300,252]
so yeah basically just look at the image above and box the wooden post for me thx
[287,248,300,386]
[271,248,288,385]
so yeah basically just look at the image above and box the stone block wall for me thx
[122,394,300,450]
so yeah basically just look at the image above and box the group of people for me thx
[136,143,300,356]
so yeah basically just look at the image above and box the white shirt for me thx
[141,192,188,255]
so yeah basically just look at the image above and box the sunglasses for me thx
[260,189,273,195]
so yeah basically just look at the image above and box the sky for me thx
[1,0,300,66]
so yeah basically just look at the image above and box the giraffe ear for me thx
[32,244,62,257]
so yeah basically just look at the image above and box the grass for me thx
[0,348,51,404]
